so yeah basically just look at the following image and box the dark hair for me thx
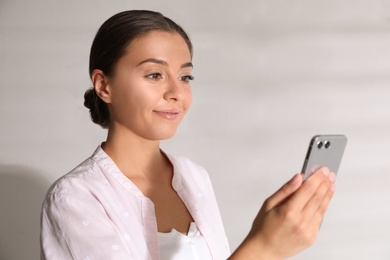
[84,10,193,128]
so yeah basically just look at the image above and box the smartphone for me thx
[301,135,347,180]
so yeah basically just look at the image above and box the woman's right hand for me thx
[229,168,336,260]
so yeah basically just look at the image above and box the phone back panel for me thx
[302,135,347,179]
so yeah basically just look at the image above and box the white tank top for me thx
[158,222,212,260]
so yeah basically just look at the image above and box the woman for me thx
[40,10,336,260]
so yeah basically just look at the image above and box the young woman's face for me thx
[106,30,193,141]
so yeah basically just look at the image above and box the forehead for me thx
[124,30,192,63]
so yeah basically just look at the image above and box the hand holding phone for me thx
[238,136,345,259]
[302,135,347,180]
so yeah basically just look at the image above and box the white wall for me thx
[1,0,390,259]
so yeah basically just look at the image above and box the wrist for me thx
[229,233,282,260]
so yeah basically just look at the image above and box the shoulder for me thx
[43,157,104,205]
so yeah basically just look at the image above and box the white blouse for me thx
[41,145,231,259]
[158,222,212,260]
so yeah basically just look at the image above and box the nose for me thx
[163,77,183,101]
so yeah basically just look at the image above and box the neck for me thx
[102,124,168,180]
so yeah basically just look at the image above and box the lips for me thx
[153,110,181,120]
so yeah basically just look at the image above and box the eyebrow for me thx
[137,58,193,68]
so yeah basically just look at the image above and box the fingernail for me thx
[329,172,336,182]
[290,174,300,185]
[322,167,330,176]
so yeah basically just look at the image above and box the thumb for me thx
[264,173,303,210]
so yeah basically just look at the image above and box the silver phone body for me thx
[302,135,347,180]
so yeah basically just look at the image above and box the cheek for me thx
[184,88,193,111]
[116,84,157,109]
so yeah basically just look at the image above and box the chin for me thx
[157,131,177,141]
[146,128,178,141]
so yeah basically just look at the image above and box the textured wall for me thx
[1,1,390,259]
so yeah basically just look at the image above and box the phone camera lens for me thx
[317,141,323,149]
[325,141,331,149]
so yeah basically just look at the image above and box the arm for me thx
[229,167,336,260]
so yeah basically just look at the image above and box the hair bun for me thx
[83,88,110,128]
[83,88,95,110]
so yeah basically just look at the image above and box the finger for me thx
[313,184,335,227]
[264,173,303,210]
[302,178,333,218]
[286,168,329,211]
[328,171,337,184]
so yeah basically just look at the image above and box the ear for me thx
[91,69,112,104]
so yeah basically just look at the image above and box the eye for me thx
[179,75,194,83]
[146,73,163,80]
